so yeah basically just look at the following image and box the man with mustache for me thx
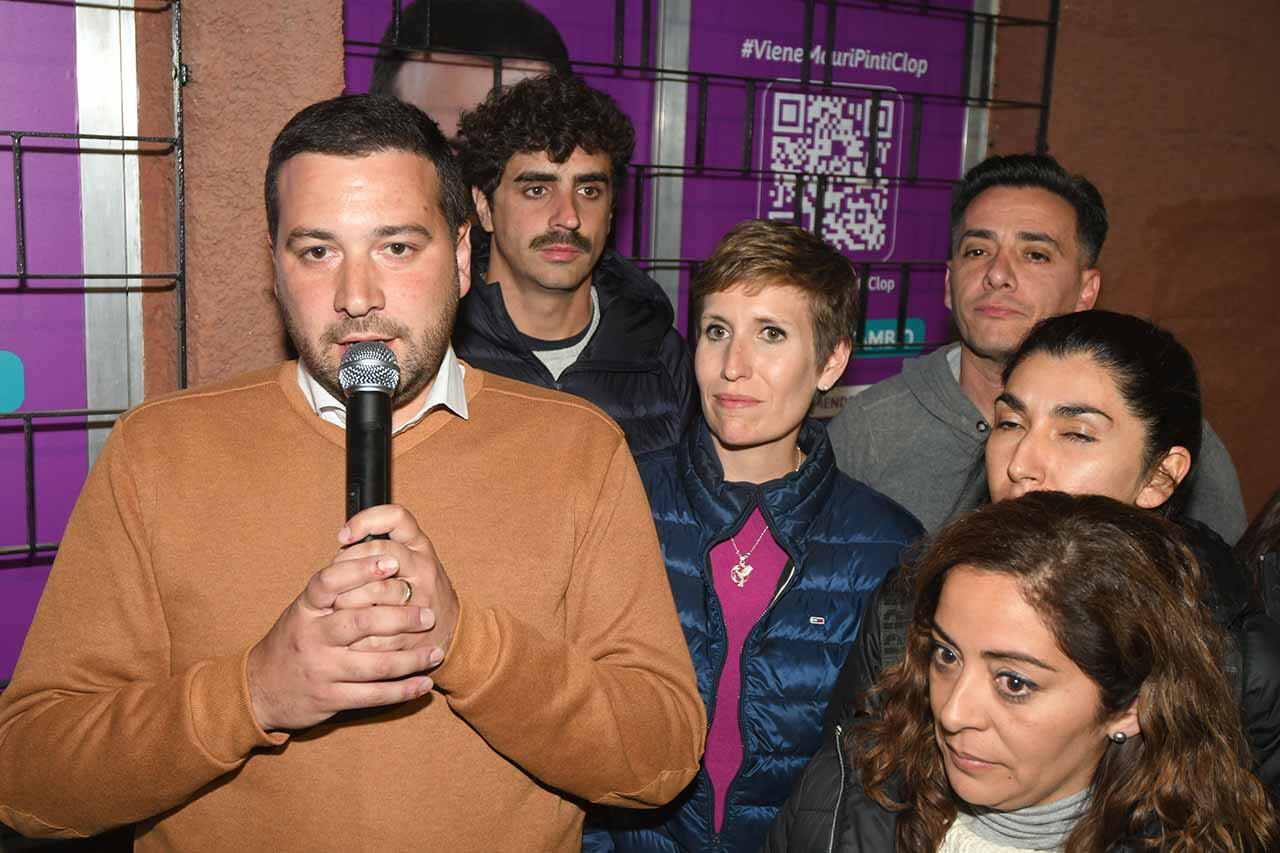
[826,153,1245,540]
[453,74,696,455]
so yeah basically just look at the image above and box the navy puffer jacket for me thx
[593,418,922,852]
[454,232,696,456]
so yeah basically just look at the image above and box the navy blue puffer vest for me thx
[593,418,922,852]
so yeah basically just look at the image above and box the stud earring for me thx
[1108,732,1127,745]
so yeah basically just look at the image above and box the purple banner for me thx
[343,0,657,257]
[0,3,89,679]
[343,0,974,401]
[677,0,972,395]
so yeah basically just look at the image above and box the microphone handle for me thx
[345,389,392,541]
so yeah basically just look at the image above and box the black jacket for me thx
[762,733,893,853]
[1258,552,1280,623]
[765,731,1150,853]
[821,517,1280,804]
[454,233,696,456]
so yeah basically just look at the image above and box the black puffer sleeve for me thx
[822,566,915,738]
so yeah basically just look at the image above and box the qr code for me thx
[760,90,899,255]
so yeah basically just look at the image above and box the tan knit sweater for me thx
[0,362,705,852]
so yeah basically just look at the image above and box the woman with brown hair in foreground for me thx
[767,492,1277,852]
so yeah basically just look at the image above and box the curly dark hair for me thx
[854,492,1277,852]
[454,74,635,203]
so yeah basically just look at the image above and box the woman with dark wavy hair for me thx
[768,492,1277,852]
[824,311,1280,801]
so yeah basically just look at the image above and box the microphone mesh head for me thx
[338,342,399,397]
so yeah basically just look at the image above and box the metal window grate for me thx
[345,0,1059,350]
[1,0,187,562]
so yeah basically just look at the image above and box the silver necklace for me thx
[727,448,801,588]
[729,525,769,588]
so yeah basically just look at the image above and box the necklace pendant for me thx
[731,558,754,588]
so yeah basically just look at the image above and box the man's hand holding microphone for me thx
[246,343,457,732]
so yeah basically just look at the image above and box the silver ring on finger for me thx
[399,578,414,606]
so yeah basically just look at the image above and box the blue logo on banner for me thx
[0,351,25,411]
[858,318,926,358]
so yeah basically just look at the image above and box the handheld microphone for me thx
[338,342,399,536]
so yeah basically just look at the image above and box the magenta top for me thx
[705,507,789,833]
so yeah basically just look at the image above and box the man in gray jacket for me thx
[826,154,1245,540]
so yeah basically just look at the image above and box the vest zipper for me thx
[702,535,731,848]
[705,495,801,845]
[828,725,847,853]
[716,558,797,840]
[716,497,800,843]
[767,561,797,611]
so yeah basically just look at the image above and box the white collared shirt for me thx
[296,345,469,433]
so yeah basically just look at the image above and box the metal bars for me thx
[800,0,815,87]
[338,0,1062,262]
[0,410,122,558]
[1036,0,1061,155]
[895,263,911,351]
[172,0,189,388]
[345,4,1056,114]
[693,75,709,170]
[2,130,180,284]
[639,0,652,70]
[10,135,25,283]
[626,0,1054,362]
[822,0,838,87]
[908,93,923,181]
[855,264,871,345]
[866,90,883,186]
[631,166,645,256]
[2,0,186,562]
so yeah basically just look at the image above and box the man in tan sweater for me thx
[0,95,704,851]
